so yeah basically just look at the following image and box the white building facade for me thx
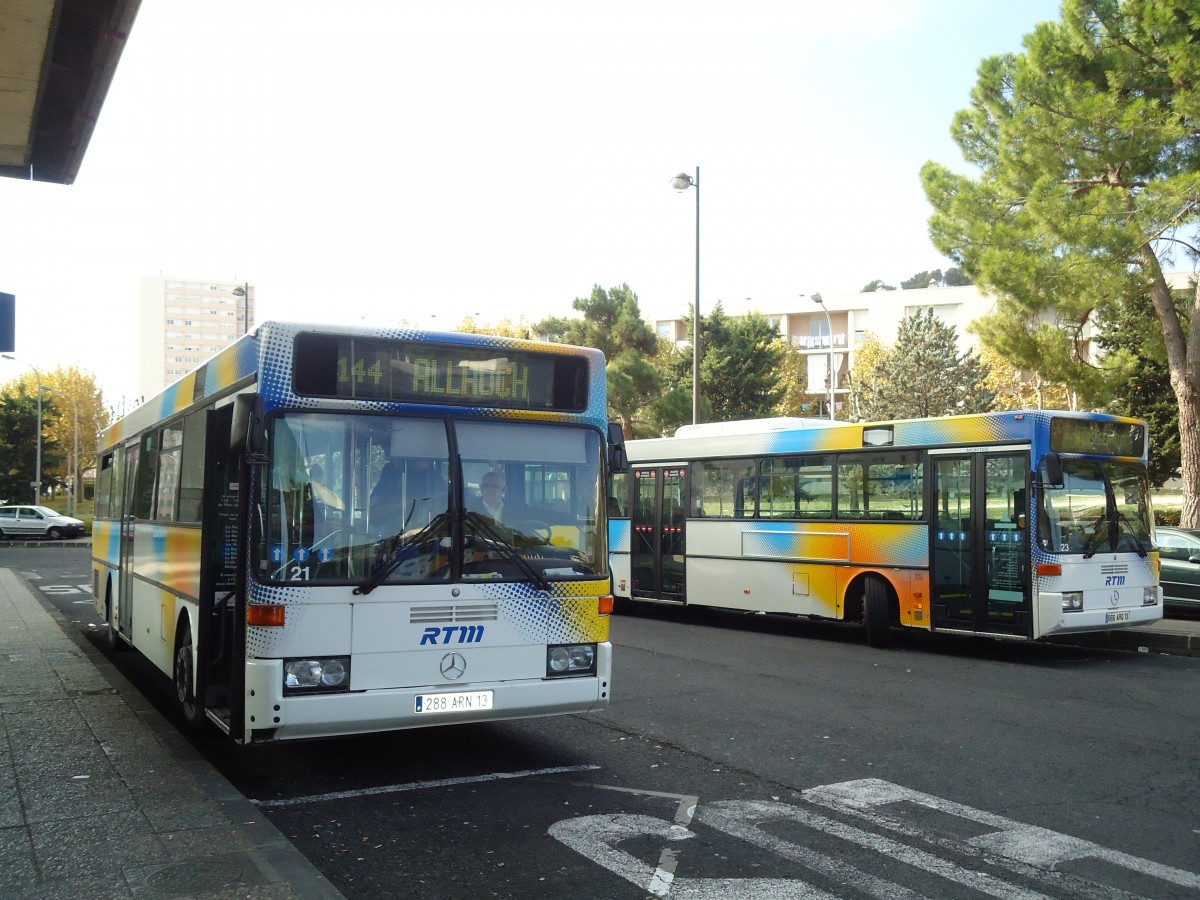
[647,284,998,418]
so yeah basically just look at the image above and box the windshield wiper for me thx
[1114,510,1148,558]
[353,512,448,595]
[464,511,550,591]
[1081,510,1111,559]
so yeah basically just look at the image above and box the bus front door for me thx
[931,451,1031,637]
[117,442,140,639]
[629,466,687,602]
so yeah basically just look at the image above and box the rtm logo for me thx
[421,626,485,645]
[1105,576,1126,586]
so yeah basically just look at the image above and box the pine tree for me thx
[921,0,1200,523]
[857,309,995,420]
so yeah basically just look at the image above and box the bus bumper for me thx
[1035,589,1162,637]
[243,643,612,742]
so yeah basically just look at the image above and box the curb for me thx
[1054,626,1200,657]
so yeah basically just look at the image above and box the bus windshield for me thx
[257,412,606,585]
[1038,457,1152,556]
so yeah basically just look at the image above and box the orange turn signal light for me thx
[247,604,285,626]
[1037,563,1063,577]
[598,595,614,616]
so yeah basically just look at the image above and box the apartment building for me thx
[138,275,254,400]
[646,271,1196,418]
[647,284,995,418]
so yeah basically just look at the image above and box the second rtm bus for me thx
[608,412,1161,647]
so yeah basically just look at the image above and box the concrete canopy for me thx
[0,0,141,185]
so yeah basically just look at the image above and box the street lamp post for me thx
[231,283,251,335]
[671,168,701,425]
[810,296,836,421]
[3,354,44,502]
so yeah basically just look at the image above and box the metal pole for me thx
[69,397,78,516]
[813,298,835,421]
[692,165,701,425]
[233,283,251,334]
[34,375,42,503]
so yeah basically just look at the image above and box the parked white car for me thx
[0,505,85,539]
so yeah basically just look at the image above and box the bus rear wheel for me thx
[864,577,892,649]
[174,621,205,730]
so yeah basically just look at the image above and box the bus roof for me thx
[626,410,1148,463]
[101,320,609,450]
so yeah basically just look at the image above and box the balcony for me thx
[792,333,847,350]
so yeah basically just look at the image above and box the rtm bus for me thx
[93,321,626,743]
[608,412,1162,647]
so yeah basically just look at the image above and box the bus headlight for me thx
[1062,592,1084,612]
[547,643,596,677]
[1143,587,1158,606]
[283,657,351,694]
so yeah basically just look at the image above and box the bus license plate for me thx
[1106,611,1130,624]
[415,691,493,714]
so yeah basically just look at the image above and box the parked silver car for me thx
[0,505,85,539]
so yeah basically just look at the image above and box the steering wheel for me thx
[513,519,553,543]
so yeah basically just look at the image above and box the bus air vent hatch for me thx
[410,603,499,624]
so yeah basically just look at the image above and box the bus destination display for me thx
[292,334,589,412]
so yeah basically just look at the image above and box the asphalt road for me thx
[16,546,1200,899]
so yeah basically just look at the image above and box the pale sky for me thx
[0,0,1063,405]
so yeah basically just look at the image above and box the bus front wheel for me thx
[102,585,127,652]
[864,577,892,649]
[174,621,205,730]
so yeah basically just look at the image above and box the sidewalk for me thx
[0,567,345,899]
[1051,613,1200,657]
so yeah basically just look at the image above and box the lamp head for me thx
[670,173,694,192]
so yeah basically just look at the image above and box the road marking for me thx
[805,779,1200,892]
[550,779,1200,898]
[550,814,836,899]
[253,764,600,808]
[698,801,928,900]
[573,783,700,895]
[703,800,1048,900]
[36,583,92,596]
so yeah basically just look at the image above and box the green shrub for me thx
[1155,507,1181,527]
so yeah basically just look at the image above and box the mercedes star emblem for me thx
[440,652,467,680]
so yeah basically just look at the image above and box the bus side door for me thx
[630,466,687,602]
[930,450,1031,636]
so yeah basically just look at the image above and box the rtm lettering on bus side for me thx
[1105,575,1126,586]
[420,626,485,645]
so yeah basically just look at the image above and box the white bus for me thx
[93,321,626,743]
[609,411,1161,647]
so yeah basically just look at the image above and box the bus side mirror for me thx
[607,423,629,474]
[230,394,268,464]
[1041,452,1064,488]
